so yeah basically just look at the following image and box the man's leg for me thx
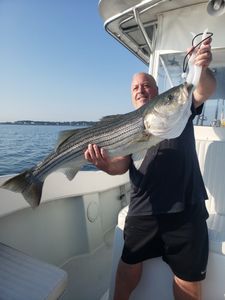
[173,276,202,300]
[163,204,208,300]
[113,259,142,300]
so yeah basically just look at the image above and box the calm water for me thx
[0,124,95,176]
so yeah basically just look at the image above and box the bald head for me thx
[131,72,158,109]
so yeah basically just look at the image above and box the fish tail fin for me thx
[0,171,43,208]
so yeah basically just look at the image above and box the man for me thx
[84,37,216,300]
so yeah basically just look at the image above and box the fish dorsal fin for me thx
[55,128,86,149]
[100,114,124,123]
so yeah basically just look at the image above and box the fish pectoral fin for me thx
[132,150,147,170]
[132,149,147,162]
[64,168,79,181]
[136,131,152,142]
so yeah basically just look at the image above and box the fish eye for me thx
[167,94,173,101]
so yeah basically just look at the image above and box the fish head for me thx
[153,82,193,114]
[143,82,194,139]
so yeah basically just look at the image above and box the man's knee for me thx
[116,260,142,291]
[117,260,142,282]
[113,260,143,300]
[173,276,202,300]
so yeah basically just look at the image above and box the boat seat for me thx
[117,205,129,230]
[118,206,225,255]
[0,242,67,300]
[195,135,225,255]
[109,205,225,300]
[207,213,225,255]
[109,205,174,300]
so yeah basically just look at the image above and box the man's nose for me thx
[137,85,144,92]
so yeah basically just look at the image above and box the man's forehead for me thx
[132,79,151,85]
[132,77,156,87]
[132,73,156,82]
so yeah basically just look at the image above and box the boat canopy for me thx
[99,0,225,71]
[99,0,225,126]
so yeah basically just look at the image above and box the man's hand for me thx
[84,144,131,175]
[84,144,111,171]
[192,37,216,106]
[194,37,212,68]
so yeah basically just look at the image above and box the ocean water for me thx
[0,124,96,176]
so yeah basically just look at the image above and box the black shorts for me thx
[121,202,209,282]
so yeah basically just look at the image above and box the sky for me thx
[0,0,147,122]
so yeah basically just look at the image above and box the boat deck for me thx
[61,229,114,300]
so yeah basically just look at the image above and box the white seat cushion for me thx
[207,214,225,255]
[0,243,67,300]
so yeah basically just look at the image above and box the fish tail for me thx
[0,171,43,208]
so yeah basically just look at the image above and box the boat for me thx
[0,0,225,299]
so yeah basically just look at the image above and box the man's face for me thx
[131,73,158,109]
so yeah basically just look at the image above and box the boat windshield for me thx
[157,51,225,127]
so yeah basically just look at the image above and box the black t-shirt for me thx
[128,104,208,216]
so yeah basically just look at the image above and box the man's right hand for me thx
[84,144,111,171]
[84,144,131,175]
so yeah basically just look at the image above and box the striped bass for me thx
[0,82,193,208]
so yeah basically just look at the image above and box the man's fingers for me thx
[85,144,97,162]
[87,144,95,161]
[84,144,107,167]
[202,36,212,45]
[101,148,108,160]
[84,148,92,162]
[93,144,102,160]
[195,50,212,67]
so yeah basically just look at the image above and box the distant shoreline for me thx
[0,120,96,126]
